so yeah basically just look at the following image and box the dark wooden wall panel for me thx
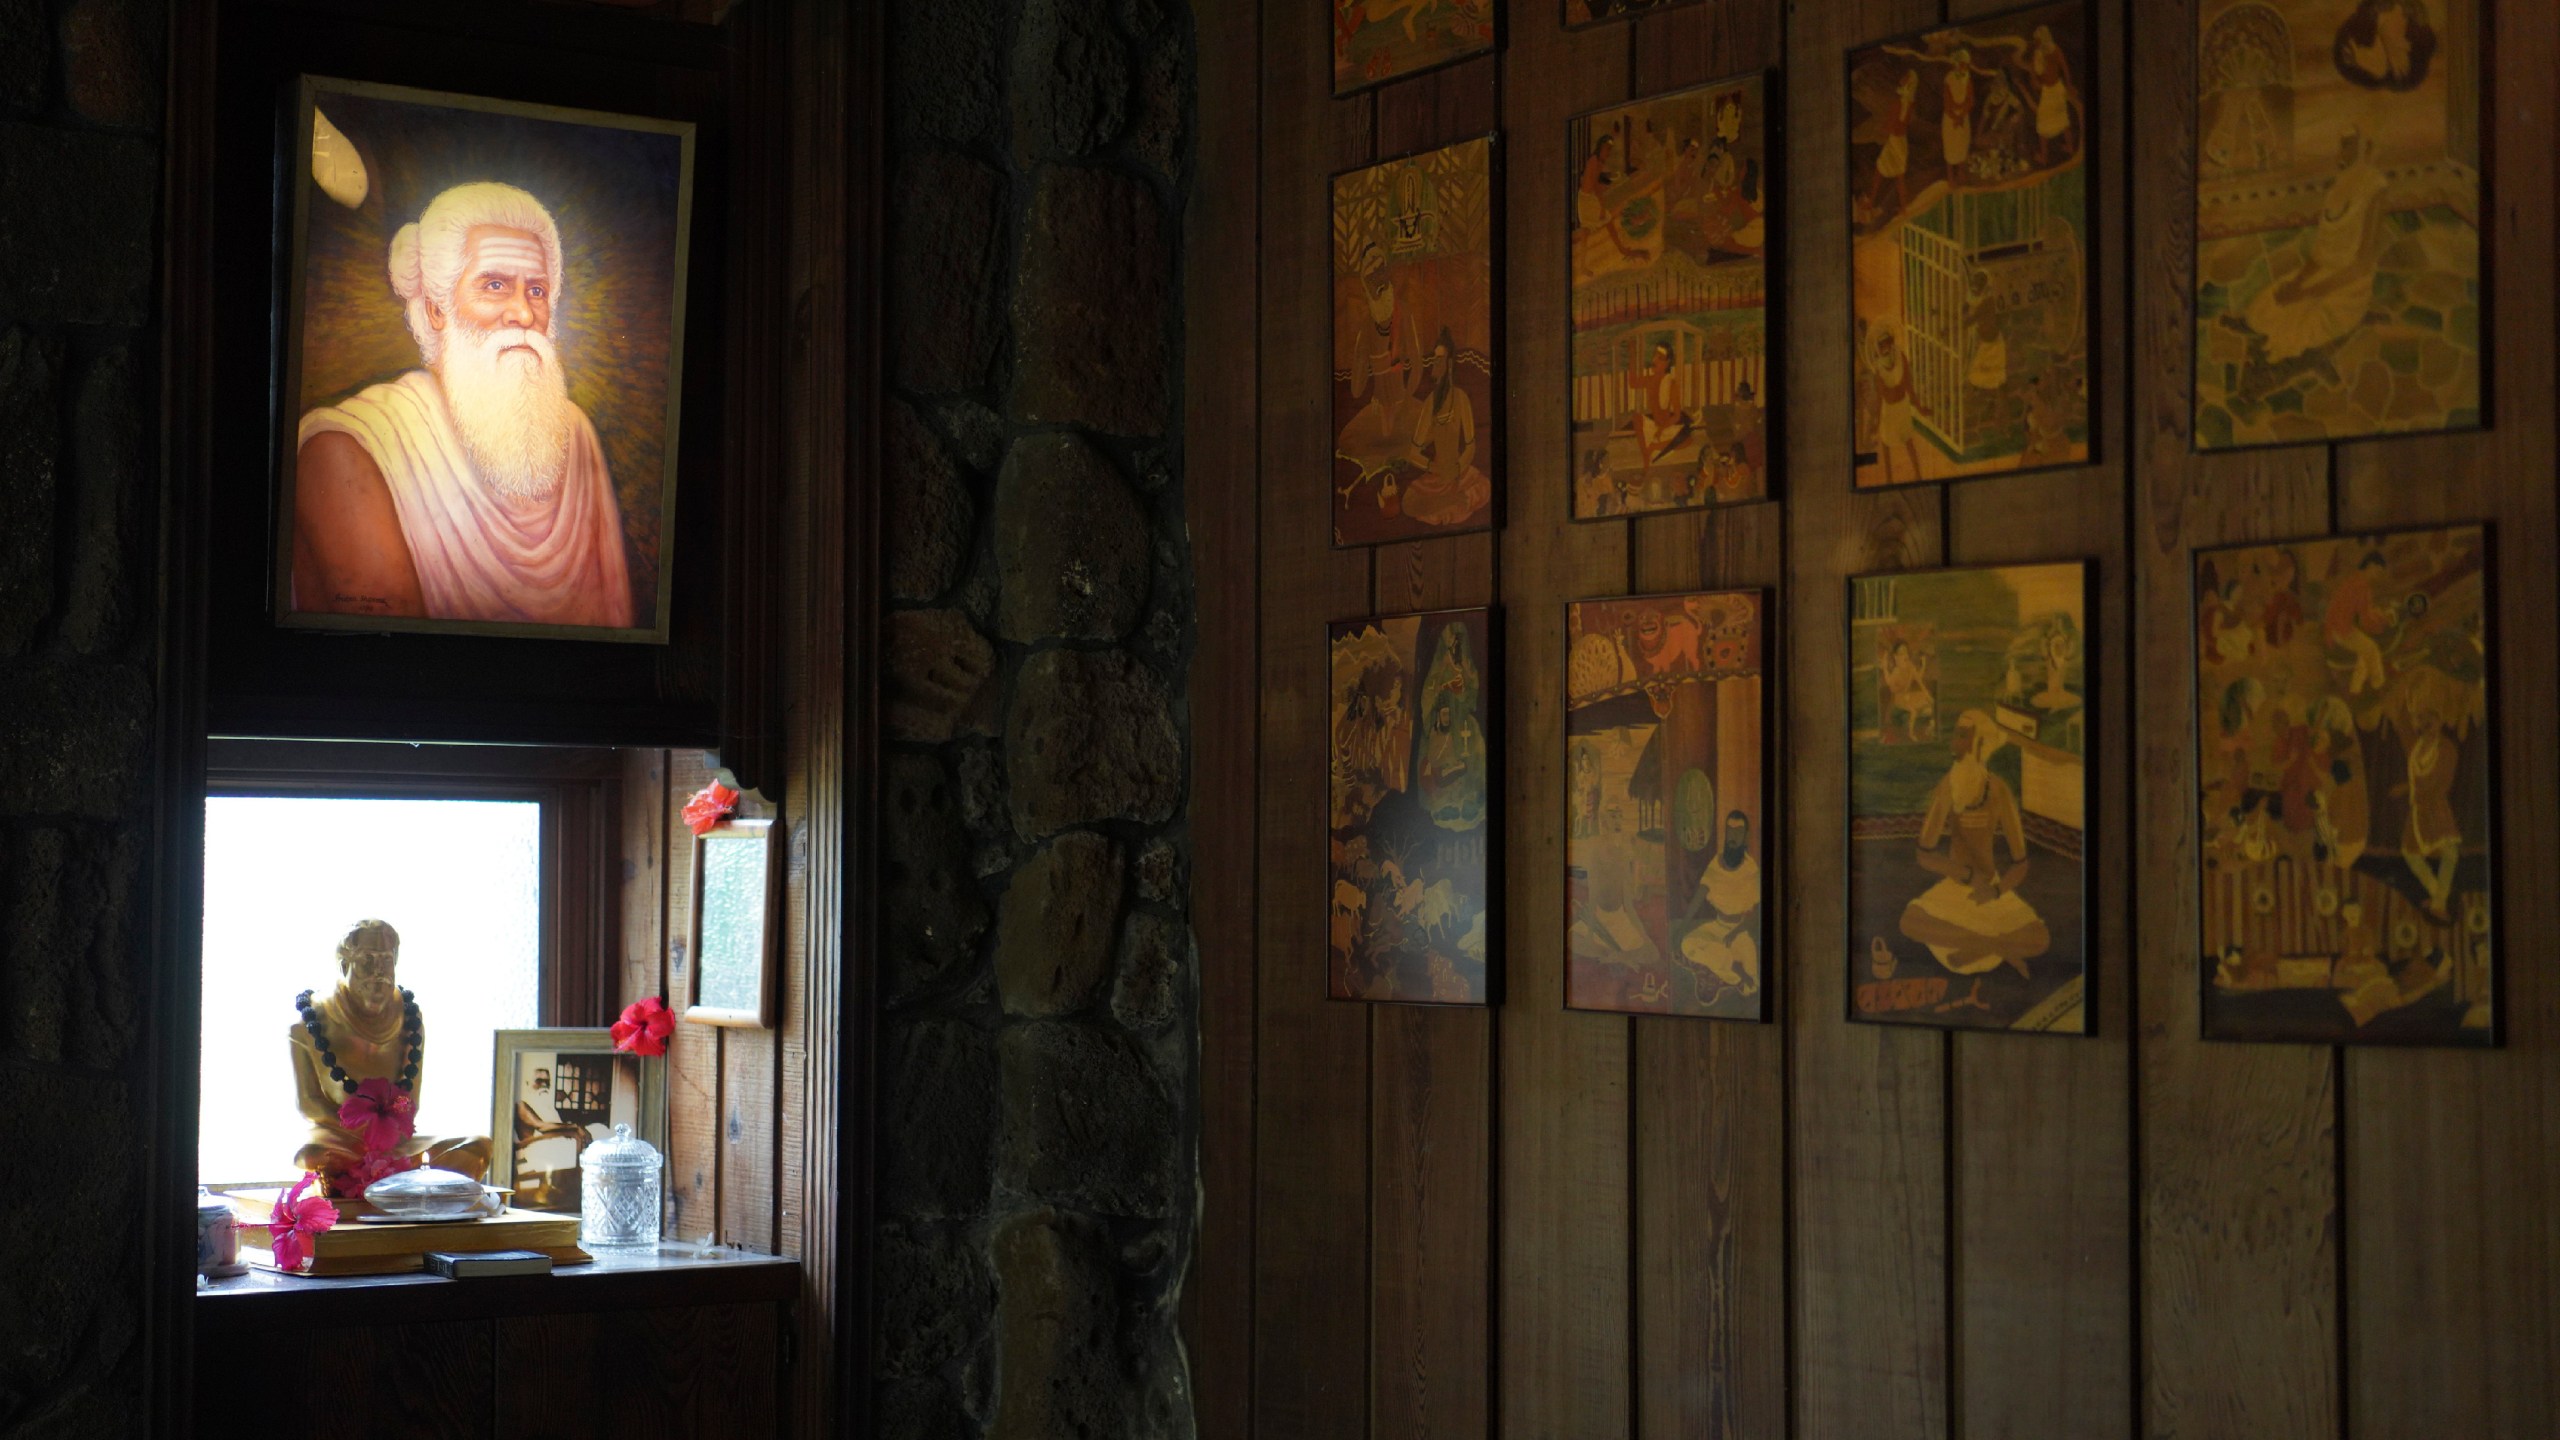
[1207,1,2560,1437]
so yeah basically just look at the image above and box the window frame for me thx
[205,739,632,1028]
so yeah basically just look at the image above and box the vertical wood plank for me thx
[2131,0,2340,1433]
[1252,0,1382,1431]
[1625,7,1789,1440]
[1934,0,2136,1432]
[1495,13,1639,1440]
[2331,1,2560,1430]
[497,1302,779,1438]
[1186,0,1264,1432]
[1782,2,1951,1437]
[620,748,670,1011]
[665,749,722,1245]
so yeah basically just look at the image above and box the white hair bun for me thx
[388,221,424,302]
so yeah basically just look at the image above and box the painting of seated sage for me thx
[1565,592,1767,1019]
[1333,0,1496,97]
[1328,608,1497,1004]
[2194,0,2482,449]
[1849,562,2090,1033]
[1333,137,1498,546]
[2194,526,2494,1045]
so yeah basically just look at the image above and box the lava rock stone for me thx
[995,433,1151,642]
[996,1021,1177,1217]
[997,831,1125,1018]
[892,150,1008,397]
[1011,0,1127,165]
[888,399,977,604]
[1010,166,1170,437]
[0,328,61,656]
[0,122,157,326]
[883,753,991,1003]
[880,1017,999,1220]
[887,609,999,744]
[1004,649,1183,838]
[989,1208,1129,1440]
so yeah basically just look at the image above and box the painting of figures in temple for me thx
[1565,0,1706,31]
[1332,0,1496,97]
[1329,608,1498,1004]
[1564,593,1768,1019]
[1849,563,2090,1033]
[2194,527,2495,1045]
[1333,137,1499,545]
[1848,3,2092,488]
[1570,77,1774,520]
[2195,1,2481,449]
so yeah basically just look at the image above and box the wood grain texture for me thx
[1185,0,1263,1436]
[622,748,671,1010]
[1251,0,1382,1431]
[1493,15,1640,1440]
[2330,2,2560,1430]
[199,1318,494,1436]
[1624,9,1788,1438]
[2131,0,2339,1433]
[665,749,724,1246]
[496,1301,779,1439]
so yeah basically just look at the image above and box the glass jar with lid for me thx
[579,1123,663,1249]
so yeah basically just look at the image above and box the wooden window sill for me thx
[197,1245,798,1328]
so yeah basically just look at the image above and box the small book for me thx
[425,1249,554,1279]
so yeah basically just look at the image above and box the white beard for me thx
[435,322,578,503]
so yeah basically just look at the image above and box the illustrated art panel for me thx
[1571,76,1775,520]
[1328,608,1498,1004]
[278,77,695,642]
[1332,0,1496,97]
[1564,0,1707,31]
[1848,2,2093,488]
[1565,592,1768,1018]
[489,1028,668,1215]
[1333,136,1500,546]
[1849,562,2090,1033]
[2194,526,2494,1045]
[2194,0,2482,450]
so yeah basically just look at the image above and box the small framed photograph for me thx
[489,1028,668,1214]
[277,75,696,641]
[686,816,779,1029]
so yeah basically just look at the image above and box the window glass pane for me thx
[200,797,542,1184]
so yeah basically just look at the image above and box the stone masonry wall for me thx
[0,0,168,1434]
[878,2,1199,1437]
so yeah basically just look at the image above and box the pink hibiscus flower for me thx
[264,1173,339,1273]
[336,1077,417,1153]
[613,995,676,1057]
[339,1149,421,1197]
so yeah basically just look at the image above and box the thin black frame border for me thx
[2185,0,2495,456]
[1558,587,1779,1023]
[1841,0,2105,494]
[1560,0,1712,35]
[2187,520,2503,1048]
[1328,132,1506,550]
[1564,69,1789,527]
[1323,604,1506,1007]
[1841,556,2100,1038]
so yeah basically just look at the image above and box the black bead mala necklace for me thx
[295,987,424,1097]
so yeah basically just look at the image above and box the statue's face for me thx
[341,939,398,1004]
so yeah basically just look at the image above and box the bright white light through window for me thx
[200,796,541,1184]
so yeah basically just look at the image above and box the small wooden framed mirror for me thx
[686,816,778,1028]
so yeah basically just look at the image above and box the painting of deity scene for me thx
[1571,77,1774,520]
[1333,0,1496,98]
[2195,527,2494,1044]
[1850,563,2090,1033]
[1565,592,1768,1019]
[1333,137,1500,545]
[1565,0,1706,32]
[1329,608,1498,1003]
[1849,2,2092,488]
[2194,0,2481,449]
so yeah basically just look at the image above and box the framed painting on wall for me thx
[1848,562,2091,1033]
[2193,525,2495,1045]
[276,76,696,642]
[1332,0,1496,97]
[2193,0,2483,450]
[1570,74,1777,520]
[1564,0,1706,30]
[1327,608,1498,1004]
[1332,136,1500,546]
[1847,1,2094,489]
[1564,591,1769,1019]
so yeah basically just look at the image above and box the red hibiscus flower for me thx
[613,995,675,1057]
[337,1076,418,1153]
[681,780,740,837]
[264,1173,339,1273]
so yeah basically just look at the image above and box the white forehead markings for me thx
[466,235,551,281]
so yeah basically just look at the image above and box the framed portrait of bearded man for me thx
[275,76,696,642]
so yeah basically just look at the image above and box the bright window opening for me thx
[199,796,542,1185]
